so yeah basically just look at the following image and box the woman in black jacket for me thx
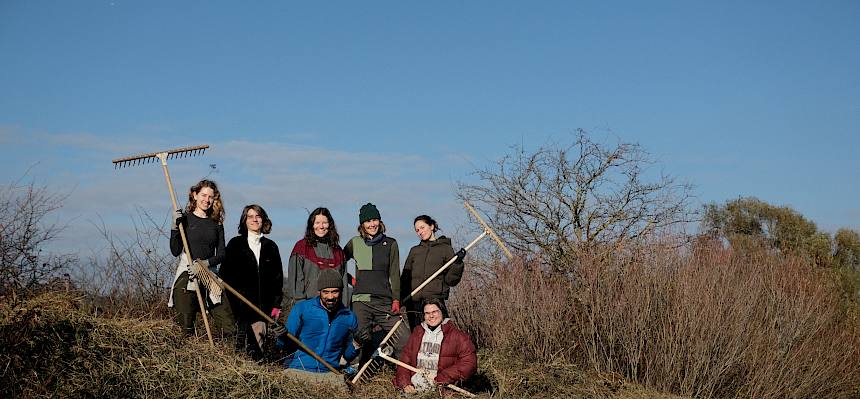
[401,215,467,329]
[220,204,284,358]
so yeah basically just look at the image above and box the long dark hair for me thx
[238,204,272,235]
[305,207,340,246]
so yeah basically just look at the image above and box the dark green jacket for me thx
[401,236,463,302]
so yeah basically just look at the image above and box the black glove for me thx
[454,248,467,263]
[172,209,186,230]
[270,322,286,337]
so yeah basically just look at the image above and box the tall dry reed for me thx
[449,241,860,398]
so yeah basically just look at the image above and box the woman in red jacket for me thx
[394,298,477,393]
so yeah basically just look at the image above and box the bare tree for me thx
[458,130,696,271]
[0,174,74,294]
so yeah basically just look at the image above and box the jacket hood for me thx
[421,235,452,246]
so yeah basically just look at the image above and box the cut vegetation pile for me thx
[0,292,677,399]
[0,293,340,398]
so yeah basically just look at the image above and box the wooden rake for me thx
[112,145,216,346]
[350,201,513,389]
[185,262,349,380]
[376,349,476,398]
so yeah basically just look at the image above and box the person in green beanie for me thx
[344,203,410,367]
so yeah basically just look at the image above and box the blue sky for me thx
[1,1,859,260]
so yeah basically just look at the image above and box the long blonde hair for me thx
[185,179,225,225]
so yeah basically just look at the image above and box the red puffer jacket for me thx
[393,320,477,388]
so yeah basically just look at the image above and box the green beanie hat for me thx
[359,203,381,223]
[317,269,344,291]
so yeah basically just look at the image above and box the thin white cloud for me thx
[7,133,471,259]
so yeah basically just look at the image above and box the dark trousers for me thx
[352,299,410,363]
[172,272,236,338]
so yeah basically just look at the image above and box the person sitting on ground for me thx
[394,298,477,394]
[278,269,359,386]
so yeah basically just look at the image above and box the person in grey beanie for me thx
[279,268,359,384]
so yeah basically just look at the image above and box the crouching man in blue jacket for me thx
[279,268,359,387]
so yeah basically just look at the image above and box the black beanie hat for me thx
[317,269,344,291]
[359,203,381,223]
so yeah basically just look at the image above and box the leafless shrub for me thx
[450,241,860,398]
[458,130,697,272]
[70,208,175,319]
[450,257,580,362]
[0,172,75,295]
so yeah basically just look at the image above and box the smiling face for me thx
[245,208,262,234]
[414,220,435,241]
[193,187,215,213]
[319,288,341,311]
[313,214,330,238]
[423,303,443,327]
[362,218,380,237]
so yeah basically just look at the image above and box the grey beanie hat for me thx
[317,268,344,291]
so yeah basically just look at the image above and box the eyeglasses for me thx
[423,309,442,316]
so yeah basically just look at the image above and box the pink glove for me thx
[270,308,281,319]
[391,300,400,314]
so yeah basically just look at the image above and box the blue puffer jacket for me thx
[280,296,359,372]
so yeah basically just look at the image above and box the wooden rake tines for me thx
[187,262,350,383]
[112,145,210,168]
[352,201,513,387]
[112,144,216,346]
[463,201,513,260]
[349,315,409,385]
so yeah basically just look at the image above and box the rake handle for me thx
[402,231,487,304]
[159,153,215,347]
[203,269,344,376]
[377,351,476,397]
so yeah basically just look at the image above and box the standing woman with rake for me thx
[219,204,283,360]
[401,215,467,329]
[168,179,235,338]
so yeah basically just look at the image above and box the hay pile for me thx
[0,293,353,398]
[0,292,676,398]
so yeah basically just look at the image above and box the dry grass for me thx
[1,293,350,398]
[1,292,678,399]
[450,242,860,399]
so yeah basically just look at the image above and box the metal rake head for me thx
[352,342,397,384]
[112,145,209,168]
[351,316,408,385]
